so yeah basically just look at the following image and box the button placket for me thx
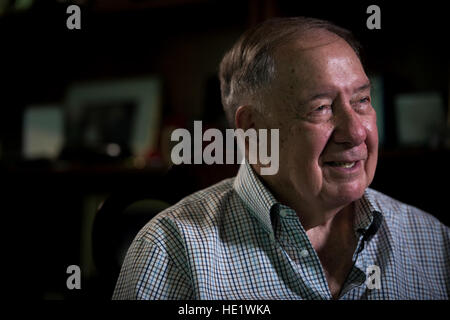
[276,209,333,299]
[278,211,314,262]
[279,209,289,218]
[299,249,309,258]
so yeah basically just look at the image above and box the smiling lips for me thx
[322,148,368,171]
[327,161,357,168]
[323,155,367,172]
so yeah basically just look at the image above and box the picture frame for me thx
[64,76,162,159]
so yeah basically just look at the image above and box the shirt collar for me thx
[353,188,384,239]
[233,161,278,234]
[233,161,384,237]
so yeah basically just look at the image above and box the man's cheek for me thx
[362,116,378,140]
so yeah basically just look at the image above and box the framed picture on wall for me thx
[63,77,162,161]
[395,92,445,147]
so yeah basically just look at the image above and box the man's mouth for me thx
[326,161,357,168]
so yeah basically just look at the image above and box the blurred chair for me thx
[91,193,170,299]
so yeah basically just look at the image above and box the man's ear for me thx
[235,105,255,131]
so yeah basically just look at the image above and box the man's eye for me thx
[359,97,370,104]
[314,105,331,113]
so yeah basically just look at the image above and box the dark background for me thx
[1,0,448,300]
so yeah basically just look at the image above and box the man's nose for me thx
[333,104,367,147]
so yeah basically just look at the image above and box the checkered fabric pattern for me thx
[112,162,449,300]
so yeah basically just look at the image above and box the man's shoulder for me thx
[167,176,238,219]
[174,177,237,207]
[136,177,239,243]
[366,188,449,235]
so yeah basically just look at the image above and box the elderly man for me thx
[113,17,449,300]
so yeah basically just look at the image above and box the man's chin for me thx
[325,181,366,207]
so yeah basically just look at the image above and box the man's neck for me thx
[306,204,357,299]
[305,204,355,251]
[255,164,358,298]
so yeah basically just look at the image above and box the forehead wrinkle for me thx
[273,30,343,69]
[293,36,342,52]
[282,29,343,52]
[274,40,356,90]
[270,33,367,113]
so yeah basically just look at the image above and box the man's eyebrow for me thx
[307,91,335,101]
[303,88,336,103]
[299,81,372,107]
[353,81,372,94]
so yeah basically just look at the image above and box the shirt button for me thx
[300,249,309,257]
[279,209,288,218]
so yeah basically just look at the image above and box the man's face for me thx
[263,31,378,213]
